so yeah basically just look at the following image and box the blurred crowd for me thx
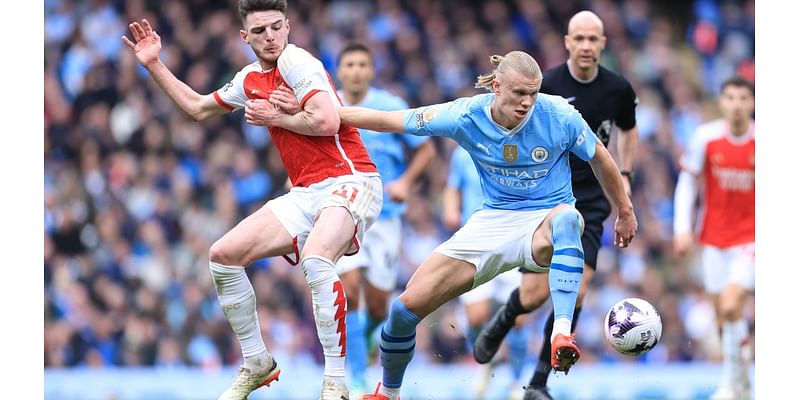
[44,0,755,371]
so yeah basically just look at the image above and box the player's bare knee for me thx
[551,207,584,236]
[209,240,242,266]
[718,296,741,321]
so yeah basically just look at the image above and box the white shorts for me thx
[336,216,402,292]
[435,208,551,291]
[459,266,522,304]
[701,242,755,293]
[266,174,383,265]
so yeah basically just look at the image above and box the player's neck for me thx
[489,103,519,130]
[258,60,276,72]
[344,89,367,106]
[567,60,598,83]
[728,119,751,137]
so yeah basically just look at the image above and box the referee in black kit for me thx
[473,10,640,400]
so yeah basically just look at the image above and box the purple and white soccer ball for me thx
[604,297,662,356]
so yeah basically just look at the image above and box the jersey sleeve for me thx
[401,97,470,138]
[277,45,336,108]
[387,95,428,148]
[615,80,638,130]
[565,108,598,161]
[680,127,709,174]
[213,68,249,111]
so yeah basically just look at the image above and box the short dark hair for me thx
[721,76,755,96]
[239,0,287,22]
[337,43,372,66]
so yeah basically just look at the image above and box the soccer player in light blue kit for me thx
[332,43,435,396]
[445,146,531,398]
[265,50,637,400]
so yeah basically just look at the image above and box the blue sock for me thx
[346,311,367,388]
[507,326,528,381]
[549,209,584,322]
[379,298,422,389]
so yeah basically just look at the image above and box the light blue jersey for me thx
[447,146,483,225]
[403,93,597,211]
[340,87,429,219]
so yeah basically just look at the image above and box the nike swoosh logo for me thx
[565,96,576,103]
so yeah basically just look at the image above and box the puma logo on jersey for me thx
[476,143,491,155]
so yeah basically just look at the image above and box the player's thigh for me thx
[701,245,729,295]
[718,242,755,319]
[209,203,294,266]
[530,204,582,266]
[399,253,476,318]
[302,206,356,261]
[303,175,383,261]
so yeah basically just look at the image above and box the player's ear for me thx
[240,29,248,44]
[285,18,290,34]
[492,79,501,94]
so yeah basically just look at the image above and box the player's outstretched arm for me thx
[122,19,226,122]
[588,141,637,248]
[339,106,407,133]
[617,125,639,196]
[245,90,340,136]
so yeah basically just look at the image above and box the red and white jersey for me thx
[213,44,377,187]
[681,119,755,247]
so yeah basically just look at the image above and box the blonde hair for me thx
[474,51,542,91]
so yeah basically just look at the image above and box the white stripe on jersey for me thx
[334,134,357,174]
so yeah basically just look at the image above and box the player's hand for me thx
[613,209,637,248]
[245,99,284,126]
[442,209,462,232]
[122,19,162,68]
[269,85,301,115]
[673,231,694,257]
[385,177,411,203]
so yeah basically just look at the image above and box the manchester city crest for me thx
[531,146,548,163]
[503,144,518,163]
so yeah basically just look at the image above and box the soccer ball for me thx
[604,297,662,356]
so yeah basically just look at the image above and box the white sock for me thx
[301,256,347,378]
[379,384,401,400]
[721,319,748,385]
[209,262,269,368]
[551,318,572,343]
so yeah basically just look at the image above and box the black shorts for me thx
[521,196,611,273]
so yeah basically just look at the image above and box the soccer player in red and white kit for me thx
[674,76,754,400]
[122,1,381,399]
